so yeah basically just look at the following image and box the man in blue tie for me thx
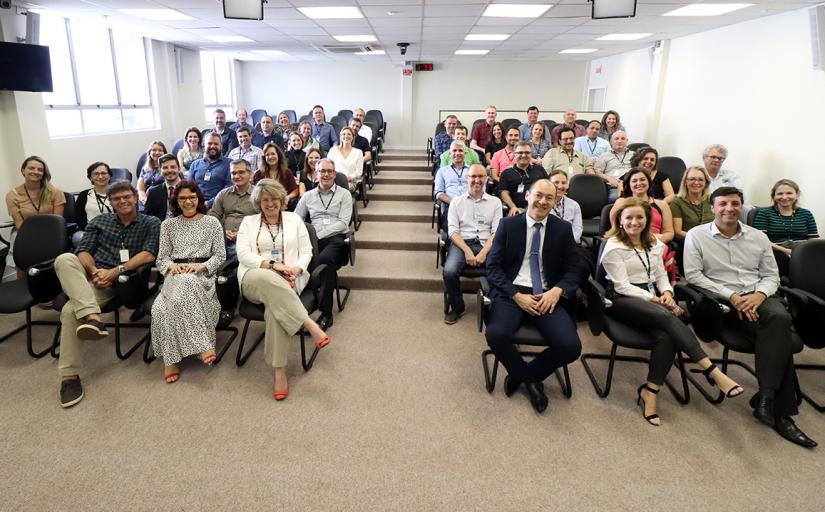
[484,179,583,413]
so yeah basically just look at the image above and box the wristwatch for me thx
[268,260,275,270]
[117,264,127,274]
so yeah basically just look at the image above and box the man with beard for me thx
[189,133,232,205]
[144,153,183,221]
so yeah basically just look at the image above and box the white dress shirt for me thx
[514,215,547,289]
[600,237,672,301]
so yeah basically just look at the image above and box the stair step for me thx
[358,200,434,223]
[368,184,433,202]
[339,249,443,292]
[373,171,432,186]
[354,221,436,251]
[377,161,432,173]
[381,152,428,162]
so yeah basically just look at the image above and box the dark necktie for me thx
[530,223,543,295]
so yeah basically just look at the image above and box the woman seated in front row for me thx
[236,180,331,401]
[753,178,819,276]
[151,180,226,384]
[601,199,743,426]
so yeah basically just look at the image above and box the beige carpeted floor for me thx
[0,290,823,511]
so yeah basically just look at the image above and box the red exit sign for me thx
[415,63,434,71]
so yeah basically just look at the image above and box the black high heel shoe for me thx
[701,363,744,398]
[636,384,660,426]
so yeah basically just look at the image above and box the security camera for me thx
[397,42,410,56]
[0,0,12,10]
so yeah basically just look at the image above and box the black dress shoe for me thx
[525,382,548,414]
[751,395,775,427]
[774,417,818,448]
[504,375,521,397]
[319,315,333,330]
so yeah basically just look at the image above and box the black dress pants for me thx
[316,233,348,316]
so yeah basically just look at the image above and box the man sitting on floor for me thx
[55,181,160,408]
[443,164,502,324]
[484,179,582,413]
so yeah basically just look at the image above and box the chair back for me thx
[62,192,77,226]
[501,118,521,134]
[542,120,557,139]
[745,206,762,227]
[13,215,69,272]
[366,110,384,130]
[364,121,380,145]
[250,109,267,125]
[568,174,608,219]
[330,115,347,133]
[171,138,185,155]
[657,156,686,194]
[627,142,648,152]
[283,110,297,124]
[0,239,8,278]
[337,109,353,122]
[135,152,148,178]
[298,114,312,125]
[110,167,133,184]
[598,203,614,237]
[334,172,349,189]
[305,222,321,271]
[789,240,825,299]
[434,122,446,137]
[575,119,589,128]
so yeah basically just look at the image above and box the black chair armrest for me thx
[585,277,611,336]
[780,286,825,309]
[477,277,491,333]
[344,230,356,266]
[674,283,730,342]
[115,263,154,309]
[309,263,329,305]
[26,257,63,303]
[215,258,240,312]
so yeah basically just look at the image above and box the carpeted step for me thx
[372,171,432,186]
[377,161,432,173]
[381,152,428,162]
[354,221,436,251]
[338,249,443,292]
[368,184,432,202]
[359,200,433,223]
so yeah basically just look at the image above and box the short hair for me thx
[316,158,335,172]
[261,115,273,123]
[86,161,112,180]
[108,181,138,198]
[703,144,728,159]
[486,105,497,111]
[527,106,539,113]
[251,179,288,213]
[678,166,711,200]
[444,115,457,122]
[213,108,225,116]
[630,147,658,169]
[588,120,601,128]
[312,104,324,112]
[609,130,626,143]
[506,127,521,137]
[557,127,576,141]
[710,186,743,205]
[770,179,801,210]
[449,140,466,151]
[619,167,651,198]
[182,127,202,148]
[236,126,250,136]
[158,153,178,168]
[349,117,363,129]
[231,159,251,173]
[169,179,208,217]
[548,169,569,180]
[454,125,468,135]
[515,141,533,152]
[205,132,223,147]
[605,198,655,251]
[468,163,487,176]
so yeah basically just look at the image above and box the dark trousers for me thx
[317,234,348,316]
[724,296,798,417]
[442,239,483,313]
[485,292,581,384]
[608,296,707,385]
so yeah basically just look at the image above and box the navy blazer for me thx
[144,183,169,222]
[486,213,583,300]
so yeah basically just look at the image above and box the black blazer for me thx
[144,183,169,222]
[74,189,112,230]
[486,213,583,301]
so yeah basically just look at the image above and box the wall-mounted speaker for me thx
[25,11,40,45]
[810,5,825,71]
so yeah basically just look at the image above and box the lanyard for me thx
[24,187,43,212]
[587,138,598,154]
[612,150,627,166]
[553,196,565,219]
[94,192,111,214]
[563,150,575,164]
[632,246,652,285]
[256,216,284,257]
[319,185,337,211]
[451,165,465,180]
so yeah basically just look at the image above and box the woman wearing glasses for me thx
[73,162,114,247]
[151,180,226,384]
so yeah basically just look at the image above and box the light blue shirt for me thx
[574,135,609,161]
[434,164,470,201]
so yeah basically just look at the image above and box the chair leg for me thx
[24,308,62,359]
[235,319,264,367]
[554,364,573,398]
[335,273,351,312]
[482,349,498,393]
[215,325,239,365]
[299,329,321,372]
[110,309,151,360]
[794,363,825,413]
[678,347,756,405]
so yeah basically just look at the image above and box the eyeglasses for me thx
[317,169,336,175]
[91,171,110,177]
[178,196,198,203]
[110,195,134,202]
[707,155,725,161]
[515,151,532,155]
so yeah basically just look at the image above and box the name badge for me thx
[647,281,656,295]
[517,183,525,194]
[119,249,130,263]
[323,213,332,225]
[568,165,573,174]
[271,247,282,264]
[204,172,211,182]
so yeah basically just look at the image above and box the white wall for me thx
[587,48,653,143]
[0,8,205,209]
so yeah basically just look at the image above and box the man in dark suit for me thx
[143,153,182,221]
[485,179,583,413]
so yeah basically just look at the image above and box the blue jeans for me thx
[443,239,483,313]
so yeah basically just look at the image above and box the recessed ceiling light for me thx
[482,4,553,18]
[334,35,377,42]
[559,48,598,54]
[455,49,490,55]
[298,7,364,19]
[386,11,399,16]
[597,33,652,41]
[465,34,510,41]
[663,3,753,17]
[355,50,386,55]
[119,9,195,21]
[206,35,254,43]
[252,50,288,56]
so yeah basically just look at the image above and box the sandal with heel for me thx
[701,363,744,398]
[636,384,661,426]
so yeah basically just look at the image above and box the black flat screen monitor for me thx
[224,0,264,20]
[0,42,53,92]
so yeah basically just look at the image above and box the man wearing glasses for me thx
[55,181,160,408]
[294,159,353,329]
[208,159,257,259]
[499,142,548,217]
[703,144,744,200]
[541,127,594,177]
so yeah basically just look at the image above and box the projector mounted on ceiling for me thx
[591,0,637,20]
[224,0,264,21]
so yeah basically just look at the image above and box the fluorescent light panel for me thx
[355,50,386,55]
[334,35,376,42]
[455,49,489,55]
[465,34,510,41]
[206,35,255,43]
[118,9,194,21]
[298,7,364,19]
[559,48,597,54]
[663,3,752,17]
[597,33,651,41]
[482,4,552,18]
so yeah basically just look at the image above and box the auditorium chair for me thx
[231,223,330,370]
[330,115,347,134]
[135,152,147,179]
[364,119,383,161]
[575,119,589,128]
[0,215,68,358]
[476,277,573,397]
[366,109,385,138]
[567,174,608,242]
[436,231,487,315]
[250,109,267,126]
[337,109,353,122]
[580,252,690,404]
[780,239,825,412]
[627,142,648,152]
[657,156,686,194]
[171,138,185,156]
[62,192,78,238]
[110,167,133,184]
[283,110,297,124]
[298,115,312,125]
[500,118,521,134]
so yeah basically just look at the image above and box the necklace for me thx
[182,212,199,219]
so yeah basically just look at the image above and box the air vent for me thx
[315,44,374,54]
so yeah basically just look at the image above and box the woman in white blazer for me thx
[326,127,364,191]
[236,179,331,401]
